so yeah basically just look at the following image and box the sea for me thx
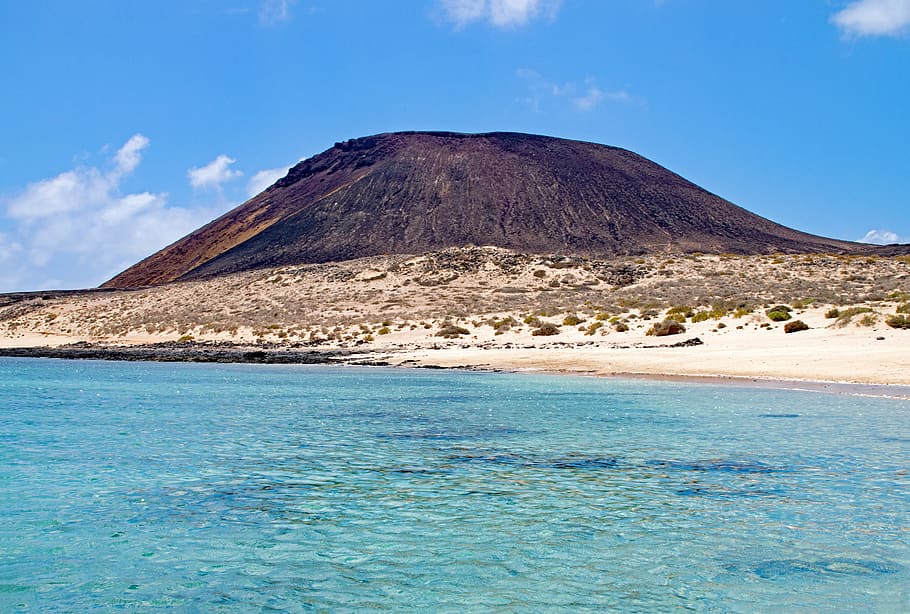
[1,357,908,612]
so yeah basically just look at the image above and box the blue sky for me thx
[1,0,908,291]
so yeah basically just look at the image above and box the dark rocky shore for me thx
[0,341,384,365]
[0,336,704,366]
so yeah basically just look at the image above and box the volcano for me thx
[104,131,866,288]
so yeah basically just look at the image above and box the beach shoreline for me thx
[3,338,909,400]
[2,251,907,396]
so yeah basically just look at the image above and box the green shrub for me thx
[377,326,391,335]
[784,320,809,333]
[835,306,873,326]
[177,334,195,343]
[614,322,629,332]
[897,303,910,314]
[646,319,686,337]
[667,305,695,318]
[585,321,604,336]
[491,316,518,333]
[885,314,910,329]
[765,305,792,322]
[563,314,583,326]
[691,311,710,323]
[825,308,840,319]
[762,305,790,321]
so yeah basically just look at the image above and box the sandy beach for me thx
[2,250,908,391]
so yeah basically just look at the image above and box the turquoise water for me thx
[1,358,908,612]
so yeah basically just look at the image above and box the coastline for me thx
[2,250,907,398]
[3,339,909,400]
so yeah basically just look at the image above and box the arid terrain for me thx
[3,248,909,388]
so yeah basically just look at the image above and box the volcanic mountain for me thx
[105,131,866,288]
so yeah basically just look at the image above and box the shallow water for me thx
[1,358,907,612]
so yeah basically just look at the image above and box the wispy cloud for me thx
[247,164,294,198]
[857,229,908,244]
[831,0,910,38]
[517,69,634,112]
[439,0,560,28]
[0,136,226,291]
[187,155,243,190]
[259,0,294,26]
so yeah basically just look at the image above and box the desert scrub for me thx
[585,321,604,336]
[691,311,711,323]
[791,298,816,309]
[825,308,841,319]
[177,334,195,342]
[531,323,560,336]
[646,319,686,337]
[667,305,694,318]
[765,305,792,322]
[732,307,753,318]
[377,326,391,335]
[835,306,873,327]
[562,314,583,326]
[885,314,910,329]
[784,320,810,333]
[897,303,910,314]
[435,324,470,338]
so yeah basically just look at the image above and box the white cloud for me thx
[259,0,293,26]
[0,135,224,291]
[187,154,242,190]
[858,229,907,244]
[518,69,633,112]
[247,165,293,198]
[573,87,606,111]
[440,0,560,28]
[113,134,150,176]
[832,0,910,37]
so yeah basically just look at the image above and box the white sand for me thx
[1,250,907,387]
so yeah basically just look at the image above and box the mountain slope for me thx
[104,131,864,288]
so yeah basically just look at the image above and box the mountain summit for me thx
[105,131,861,288]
